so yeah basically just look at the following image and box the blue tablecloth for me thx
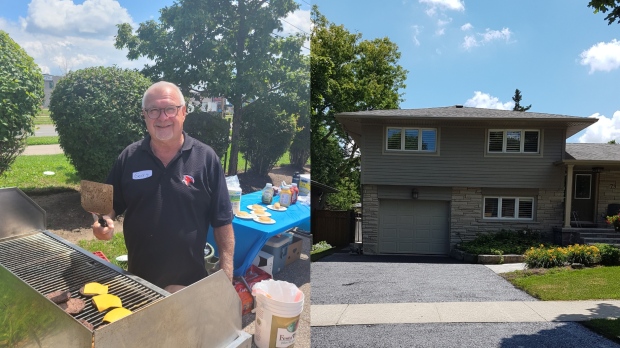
[207,190,311,277]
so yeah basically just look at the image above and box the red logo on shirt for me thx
[182,175,194,186]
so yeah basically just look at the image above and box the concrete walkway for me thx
[22,144,63,156]
[311,300,620,326]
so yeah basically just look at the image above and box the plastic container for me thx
[279,185,292,208]
[252,280,304,348]
[229,187,242,215]
[299,174,310,196]
[261,233,293,275]
[262,183,274,204]
[292,172,300,186]
[290,183,299,205]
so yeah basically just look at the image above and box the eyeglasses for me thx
[143,105,183,119]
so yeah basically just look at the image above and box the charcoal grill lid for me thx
[0,187,45,239]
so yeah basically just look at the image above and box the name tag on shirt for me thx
[133,170,152,180]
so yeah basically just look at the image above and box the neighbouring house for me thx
[43,74,62,107]
[336,105,620,255]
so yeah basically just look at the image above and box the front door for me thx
[572,173,594,223]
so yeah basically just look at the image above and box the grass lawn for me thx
[221,146,292,172]
[503,266,620,344]
[78,232,128,270]
[34,108,53,125]
[26,136,59,146]
[0,154,79,193]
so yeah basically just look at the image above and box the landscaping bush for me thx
[565,244,600,265]
[524,245,568,268]
[595,243,620,266]
[524,244,601,268]
[239,96,296,176]
[184,111,230,159]
[49,67,151,182]
[457,228,544,255]
[0,30,44,176]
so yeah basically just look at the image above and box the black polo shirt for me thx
[106,132,232,289]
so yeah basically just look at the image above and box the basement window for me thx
[484,197,534,220]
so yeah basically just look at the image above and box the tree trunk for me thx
[227,98,242,176]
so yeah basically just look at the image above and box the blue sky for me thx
[314,0,620,143]
[0,0,310,85]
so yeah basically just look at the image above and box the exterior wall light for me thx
[412,189,419,199]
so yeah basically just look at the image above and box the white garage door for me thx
[379,199,449,255]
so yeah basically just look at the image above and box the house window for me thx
[386,127,437,152]
[484,197,534,220]
[487,130,539,153]
[574,174,591,199]
[49,81,54,89]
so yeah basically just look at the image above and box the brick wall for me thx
[361,184,379,254]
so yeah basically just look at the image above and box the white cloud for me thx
[462,28,512,50]
[435,18,451,36]
[578,111,620,143]
[23,0,133,38]
[419,0,464,16]
[464,91,513,110]
[280,9,310,36]
[0,3,149,76]
[461,23,473,31]
[579,39,620,74]
[436,28,445,36]
[411,25,422,46]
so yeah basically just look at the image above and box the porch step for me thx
[582,237,620,245]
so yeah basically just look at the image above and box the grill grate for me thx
[0,232,165,330]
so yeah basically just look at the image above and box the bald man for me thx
[92,81,234,293]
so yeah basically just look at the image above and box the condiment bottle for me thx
[279,185,292,207]
[290,183,299,204]
[292,172,301,186]
[261,183,273,204]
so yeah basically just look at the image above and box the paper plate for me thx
[115,255,128,262]
[267,205,287,212]
[253,217,276,225]
[253,211,271,217]
[247,204,267,211]
[235,212,256,220]
[43,171,55,176]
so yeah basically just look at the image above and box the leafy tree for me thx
[238,96,296,176]
[288,57,311,169]
[512,89,531,112]
[0,30,44,176]
[608,139,617,144]
[49,66,151,182]
[115,0,307,176]
[311,6,407,190]
[184,111,230,159]
[588,0,620,25]
[326,171,361,211]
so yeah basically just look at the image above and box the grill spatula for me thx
[80,180,113,227]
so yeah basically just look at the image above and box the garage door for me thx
[379,199,449,255]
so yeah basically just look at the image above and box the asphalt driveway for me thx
[311,253,535,305]
[311,252,620,348]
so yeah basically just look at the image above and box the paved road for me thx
[22,144,63,156]
[310,252,620,348]
[34,124,57,136]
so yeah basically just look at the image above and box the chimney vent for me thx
[455,105,463,108]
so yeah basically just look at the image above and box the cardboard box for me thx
[232,280,253,316]
[285,235,303,266]
[252,250,274,276]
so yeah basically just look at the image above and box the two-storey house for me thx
[336,106,620,255]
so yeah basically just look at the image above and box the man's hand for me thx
[92,214,115,240]
[213,224,234,282]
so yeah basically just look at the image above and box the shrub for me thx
[565,244,600,265]
[595,243,620,266]
[457,228,544,255]
[49,67,151,182]
[184,111,230,159]
[0,30,44,176]
[239,96,296,176]
[311,241,333,254]
[524,245,568,268]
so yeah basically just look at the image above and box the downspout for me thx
[564,164,574,228]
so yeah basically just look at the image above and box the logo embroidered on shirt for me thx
[182,175,195,186]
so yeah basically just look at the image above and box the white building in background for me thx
[43,74,62,107]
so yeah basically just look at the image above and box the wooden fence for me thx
[312,210,355,247]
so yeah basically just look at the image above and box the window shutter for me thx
[488,131,503,152]
[421,130,436,151]
[524,131,539,153]
[505,131,521,152]
[404,129,419,150]
[484,198,499,217]
[387,128,401,150]
[518,199,534,219]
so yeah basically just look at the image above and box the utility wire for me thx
[281,18,309,35]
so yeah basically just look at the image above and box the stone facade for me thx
[361,184,379,254]
[597,171,620,225]
[361,184,565,254]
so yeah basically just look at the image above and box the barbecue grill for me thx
[0,187,251,348]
